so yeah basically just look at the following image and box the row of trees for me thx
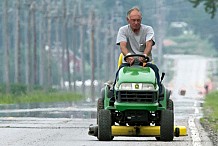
[1,0,127,99]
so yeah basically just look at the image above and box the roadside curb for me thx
[194,117,213,146]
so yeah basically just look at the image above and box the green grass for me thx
[0,91,85,104]
[202,91,218,132]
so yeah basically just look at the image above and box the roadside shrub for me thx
[0,84,27,95]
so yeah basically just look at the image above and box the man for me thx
[116,6,161,92]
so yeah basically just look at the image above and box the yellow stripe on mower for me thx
[112,125,187,137]
[88,124,187,137]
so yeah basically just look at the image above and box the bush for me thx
[0,84,27,95]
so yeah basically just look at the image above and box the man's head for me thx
[127,7,142,32]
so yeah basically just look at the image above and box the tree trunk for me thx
[47,0,52,89]
[155,0,166,68]
[78,1,85,93]
[26,2,32,92]
[15,0,21,83]
[89,10,95,102]
[62,0,71,90]
[32,2,38,85]
[55,16,62,89]
[39,0,47,88]
[3,0,10,94]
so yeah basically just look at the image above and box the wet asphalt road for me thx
[0,95,213,146]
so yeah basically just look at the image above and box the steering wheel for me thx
[124,54,150,64]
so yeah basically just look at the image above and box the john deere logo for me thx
[135,84,139,89]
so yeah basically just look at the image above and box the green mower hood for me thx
[115,66,157,89]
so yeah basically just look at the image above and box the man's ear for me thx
[126,17,129,23]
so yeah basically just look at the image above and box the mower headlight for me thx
[119,83,132,90]
[142,84,155,90]
[119,83,155,90]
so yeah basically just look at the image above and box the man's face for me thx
[127,10,142,31]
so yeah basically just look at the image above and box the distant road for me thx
[165,54,209,98]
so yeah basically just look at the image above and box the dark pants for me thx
[114,63,161,92]
[145,63,161,92]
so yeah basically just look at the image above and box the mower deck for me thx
[89,125,187,137]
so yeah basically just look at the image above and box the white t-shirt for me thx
[116,24,155,62]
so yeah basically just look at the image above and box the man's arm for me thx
[120,41,134,65]
[120,41,129,56]
[143,40,153,56]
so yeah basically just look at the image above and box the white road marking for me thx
[188,115,202,146]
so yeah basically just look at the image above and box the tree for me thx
[3,0,10,93]
[189,0,218,18]
[15,0,21,83]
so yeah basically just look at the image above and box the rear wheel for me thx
[167,99,174,111]
[160,110,174,141]
[97,109,113,141]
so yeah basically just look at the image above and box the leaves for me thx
[189,0,218,18]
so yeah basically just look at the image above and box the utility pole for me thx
[62,0,72,90]
[89,9,95,102]
[71,1,78,92]
[32,1,38,85]
[26,0,33,92]
[54,1,62,89]
[15,0,21,83]
[39,0,47,88]
[47,0,52,88]
[109,11,115,79]
[103,20,110,81]
[155,0,166,68]
[78,1,86,94]
[95,14,102,94]
[3,0,10,93]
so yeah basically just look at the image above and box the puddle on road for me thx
[0,102,97,119]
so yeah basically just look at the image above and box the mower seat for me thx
[118,53,123,68]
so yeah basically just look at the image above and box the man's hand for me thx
[126,57,134,65]
[139,54,147,62]
[125,53,134,65]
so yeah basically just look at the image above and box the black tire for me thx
[167,99,174,111]
[97,109,112,141]
[175,127,180,137]
[97,88,105,124]
[160,110,174,141]
[97,98,104,124]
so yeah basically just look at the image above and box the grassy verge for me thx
[201,90,218,133]
[0,91,85,104]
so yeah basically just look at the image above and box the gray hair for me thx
[127,6,142,19]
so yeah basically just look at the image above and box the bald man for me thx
[116,6,161,92]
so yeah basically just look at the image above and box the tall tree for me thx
[25,0,33,92]
[155,0,166,67]
[62,0,72,90]
[32,1,38,85]
[78,1,85,93]
[47,0,52,88]
[3,0,10,93]
[15,0,21,83]
[89,9,95,102]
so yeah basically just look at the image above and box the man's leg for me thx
[145,63,162,92]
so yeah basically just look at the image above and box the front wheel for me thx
[160,110,174,141]
[97,109,113,141]
[97,97,104,124]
